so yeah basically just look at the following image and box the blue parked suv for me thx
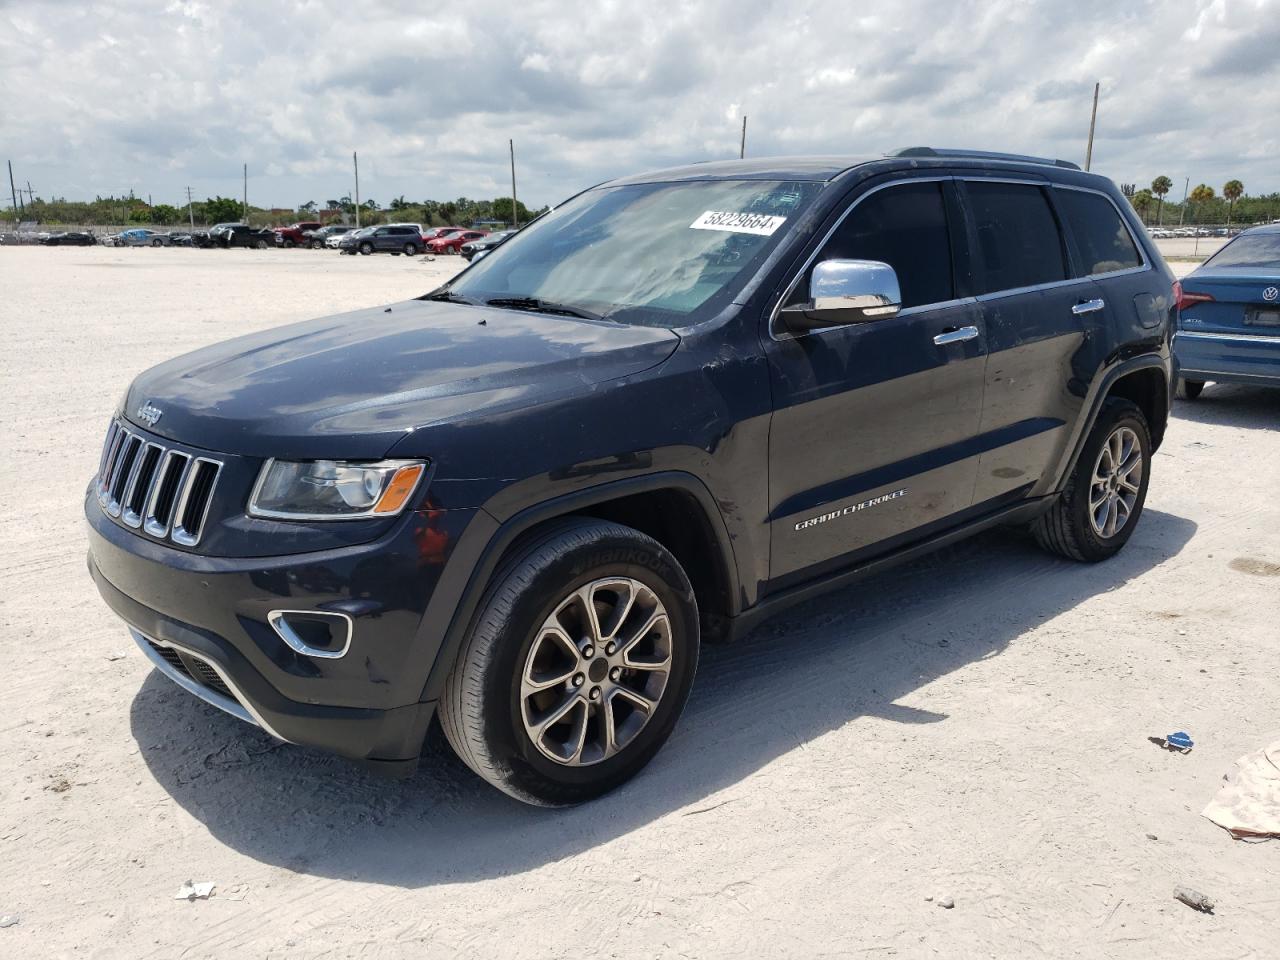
[86,149,1176,805]
[1173,223,1280,399]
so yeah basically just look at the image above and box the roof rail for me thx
[890,147,1081,171]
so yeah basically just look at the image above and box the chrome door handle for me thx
[1072,298,1106,315]
[933,325,979,345]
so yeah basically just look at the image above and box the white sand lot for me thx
[1,246,1277,958]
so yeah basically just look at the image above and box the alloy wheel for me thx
[519,577,673,766]
[1089,425,1143,538]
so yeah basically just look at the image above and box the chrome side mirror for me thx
[782,259,902,331]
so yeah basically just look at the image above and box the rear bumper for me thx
[1173,330,1280,385]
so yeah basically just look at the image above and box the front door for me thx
[764,179,988,584]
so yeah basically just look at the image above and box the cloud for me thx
[1,0,1277,211]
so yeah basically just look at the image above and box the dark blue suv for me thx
[86,148,1175,805]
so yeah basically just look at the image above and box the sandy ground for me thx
[1,246,1277,959]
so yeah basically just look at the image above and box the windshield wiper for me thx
[483,296,604,321]
[424,289,477,305]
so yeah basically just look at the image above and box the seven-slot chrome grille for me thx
[96,419,222,547]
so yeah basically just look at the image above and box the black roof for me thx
[606,149,1101,189]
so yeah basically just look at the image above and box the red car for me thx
[420,226,464,244]
[427,229,488,255]
[273,221,323,248]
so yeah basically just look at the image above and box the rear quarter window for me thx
[965,182,1067,295]
[1056,189,1143,276]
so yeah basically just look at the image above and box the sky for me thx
[2,0,1278,212]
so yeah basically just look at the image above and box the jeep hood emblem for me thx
[136,402,163,426]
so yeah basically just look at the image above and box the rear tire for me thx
[1031,398,1151,563]
[1177,378,1205,401]
[404,242,420,256]
[439,519,699,806]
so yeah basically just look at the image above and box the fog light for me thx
[267,610,353,659]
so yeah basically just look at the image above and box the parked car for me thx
[338,224,424,256]
[169,231,215,248]
[1172,223,1280,399]
[305,225,354,249]
[112,229,171,247]
[39,231,96,246]
[218,225,276,249]
[426,229,488,255]
[421,226,465,245]
[86,148,1174,805]
[207,222,244,242]
[273,221,323,248]
[460,230,516,261]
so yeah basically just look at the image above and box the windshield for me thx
[448,179,821,326]
[1204,232,1280,270]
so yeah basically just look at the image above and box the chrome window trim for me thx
[769,174,1155,340]
[267,609,355,659]
[1049,181,1151,275]
[131,628,290,742]
[1175,330,1280,344]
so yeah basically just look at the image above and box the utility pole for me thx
[186,186,195,229]
[25,181,35,207]
[7,161,18,222]
[1178,176,1190,225]
[242,163,248,222]
[509,139,519,229]
[353,151,360,228]
[740,115,747,159]
[1084,82,1099,171]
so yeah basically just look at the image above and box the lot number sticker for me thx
[690,210,787,236]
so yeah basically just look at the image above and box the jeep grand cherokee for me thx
[87,148,1175,805]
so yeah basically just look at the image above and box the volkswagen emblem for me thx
[1264,286,1279,302]
[136,402,163,426]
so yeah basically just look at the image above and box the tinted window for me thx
[802,181,954,308]
[966,182,1067,294]
[1057,189,1142,275]
[1204,232,1280,269]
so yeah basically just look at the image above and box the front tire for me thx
[404,242,420,256]
[1177,378,1205,401]
[359,242,373,255]
[439,519,699,806]
[1031,398,1151,562]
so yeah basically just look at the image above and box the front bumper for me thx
[1174,330,1280,385]
[87,489,481,770]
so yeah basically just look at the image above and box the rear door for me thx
[961,179,1097,505]
[764,178,988,583]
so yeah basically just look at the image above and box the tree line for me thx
[6,193,544,228]
[1122,177,1278,226]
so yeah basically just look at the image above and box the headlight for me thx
[248,459,426,520]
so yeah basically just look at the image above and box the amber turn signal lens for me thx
[373,464,425,515]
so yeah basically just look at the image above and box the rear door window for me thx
[965,182,1067,294]
[1056,189,1143,276]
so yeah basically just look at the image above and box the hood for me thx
[124,299,679,459]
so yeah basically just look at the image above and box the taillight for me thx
[1173,281,1214,312]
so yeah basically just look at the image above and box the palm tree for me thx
[1151,176,1172,225]
[1223,180,1243,227]
[1131,189,1154,223]
[1188,184,1214,227]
